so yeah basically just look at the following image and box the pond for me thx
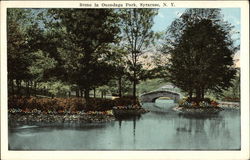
[8,102,240,150]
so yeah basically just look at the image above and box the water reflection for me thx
[117,115,140,145]
[170,110,240,150]
[8,103,240,150]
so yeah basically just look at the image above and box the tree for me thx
[164,9,237,102]
[48,9,120,101]
[119,9,158,102]
[7,9,46,96]
[100,44,130,97]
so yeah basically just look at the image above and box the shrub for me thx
[179,97,219,108]
[113,96,139,106]
[8,96,86,113]
[85,98,115,111]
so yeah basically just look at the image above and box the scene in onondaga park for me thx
[8,8,240,150]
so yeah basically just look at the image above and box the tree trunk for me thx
[80,90,83,98]
[133,71,137,104]
[30,81,32,96]
[201,87,205,99]
[26,81,29,97]
[93,88,96,98]
[84,89,90,103]
[11,79,15,96]
[76,88,79,97]
[34,81,37,97]
[68,91,71,97]
[196,88,201,102]
[16,80,21,95]
[188,90,193,99]
[118,77,122,97]
[101,91,104,99]
[43,86,46,96]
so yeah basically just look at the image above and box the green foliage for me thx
[119,9,158,99]
[164,9,237,100]
[28,50,57,82]
[137,78,168,94]
[179,97,219,108]
[210,69,240,101]
[7,9,32,81]
[7,8,162,99]
[40,81,71,97]
[47,9,121,98]
[7,9,56,96]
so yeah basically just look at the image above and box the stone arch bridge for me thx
[140,90,180,103]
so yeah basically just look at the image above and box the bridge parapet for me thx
[140,90,180,103]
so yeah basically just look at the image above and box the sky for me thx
[152,8,241,47]
[151,8,241,67]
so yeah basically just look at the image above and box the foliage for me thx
[113,96,140,106]
[7,9,42,82]
[8,96,85,112]
[28,50,57,82]
[119,8,158,100]
[8,96,140,113]
[47,9,120,99]
[8,8,239,111]
[7,8,162,100]
[137,78,169,94]
[220,69,240,100]
[100,44,131,97]
[164,9,237,101]
[179,97,219,108]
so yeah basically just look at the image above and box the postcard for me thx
[1,1,249,160]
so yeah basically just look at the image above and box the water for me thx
[8,102,240,150]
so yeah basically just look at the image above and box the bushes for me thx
[179,97,219,108]
[85,98,115,111]
[221,97,240,102]
[113,96,139,106]
[8,96,141,113]
[8,96,85,113]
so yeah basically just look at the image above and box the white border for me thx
[1,1,249,160]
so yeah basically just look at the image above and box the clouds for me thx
[153,8,240,32]
[220,9,240,47]
[152,8,240,47]
[152,8,185,32]
[152,8,241,65]
[158,12,165,18]
[221,8,240,26]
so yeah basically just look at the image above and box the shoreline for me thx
[173,106,223,114]
[8,112,115,124]
[8,108,149,124]
[173,102,240,115]
[8,101,239,124]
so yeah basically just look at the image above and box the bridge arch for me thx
[140,90,180,103]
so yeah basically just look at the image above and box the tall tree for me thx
[101,44,130,97]
[164,9,237,101]
[7,9,28,95]
[7,9,46,96]
[48,9,120,101]
[119,9,158,102]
